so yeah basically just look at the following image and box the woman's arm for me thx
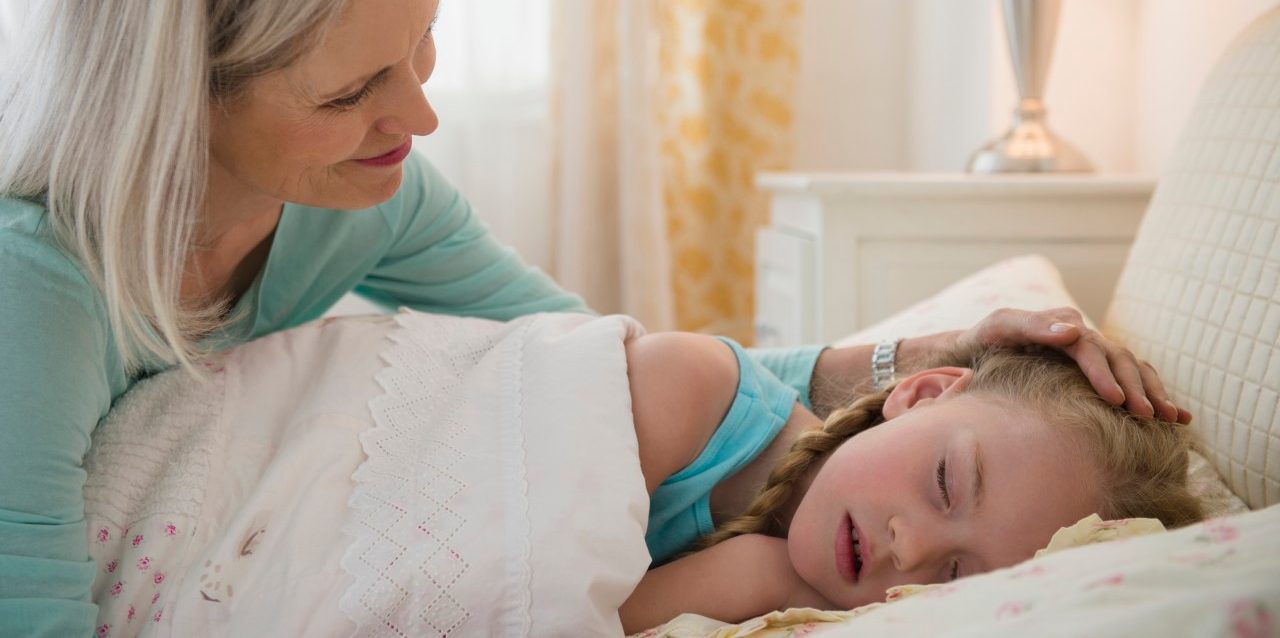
[0,234,112,637]
[620,533,831,633]
[757,307,1189,423]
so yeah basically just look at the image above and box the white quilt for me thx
[82,311,652,637]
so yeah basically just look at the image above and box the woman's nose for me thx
[376,80,439,138]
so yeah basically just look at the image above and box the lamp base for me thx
[966,100,1093,173]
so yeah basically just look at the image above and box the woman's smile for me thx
[354,139,413,167]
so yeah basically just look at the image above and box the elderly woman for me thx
[0,1,1188,635]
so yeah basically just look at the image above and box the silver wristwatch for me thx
[871,338,903,391]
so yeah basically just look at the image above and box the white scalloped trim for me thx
[338,310,533,636]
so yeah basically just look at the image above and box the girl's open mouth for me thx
[836,513,864,583]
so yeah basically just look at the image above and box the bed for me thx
[83,6,1280,637]
[634,6,1280,634]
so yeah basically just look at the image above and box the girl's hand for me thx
[956,307,1191,424]
[748,534,837,611]
[781,573,837,611]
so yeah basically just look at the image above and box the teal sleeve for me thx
[354,154,592,320]
[744,345,826,410]
[0,233,110,637]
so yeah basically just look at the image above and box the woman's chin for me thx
[302,170,405,211]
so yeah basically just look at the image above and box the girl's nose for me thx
[888,515,946,574]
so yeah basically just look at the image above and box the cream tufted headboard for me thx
[1104,8,1280,510]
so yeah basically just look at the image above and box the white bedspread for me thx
[83,311,652,637]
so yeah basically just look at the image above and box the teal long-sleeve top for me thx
[0,152,823,636]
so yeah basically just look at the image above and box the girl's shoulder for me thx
[627,332,740,493]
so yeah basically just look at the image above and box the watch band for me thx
[871,338,903,391]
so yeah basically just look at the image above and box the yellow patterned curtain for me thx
[655,0,803,344]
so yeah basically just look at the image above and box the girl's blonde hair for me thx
[0,0,347,373]
[694,345,1204,551]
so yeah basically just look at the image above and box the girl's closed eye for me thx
[937,456,962,580]
[936,458,951,508]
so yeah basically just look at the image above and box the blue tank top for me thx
[644,337,800,564]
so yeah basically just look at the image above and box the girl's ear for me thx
[882,367,974,420]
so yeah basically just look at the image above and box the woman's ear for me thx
[882,367,974,420]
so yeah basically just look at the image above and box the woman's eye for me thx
[936,458,951,508]
[949,559,960,581]
[328,85,374,109]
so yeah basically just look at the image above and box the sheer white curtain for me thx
[549,0,672,325]
[423,0,672,323]
[0,1,28,65]
[415,0,669,322]
[417,0,556,273]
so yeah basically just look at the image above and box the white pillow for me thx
[831,254,1247,517]
[833,254,1092,347]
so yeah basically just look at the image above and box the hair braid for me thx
[688,390,892,553]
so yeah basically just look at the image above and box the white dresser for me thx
[753,173,1156,347]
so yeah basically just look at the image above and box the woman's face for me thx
[787,375,1102,610]
[208,0,441,211]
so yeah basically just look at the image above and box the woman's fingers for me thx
[968,307,1189,423]
[969,306,1080,348]
[1064,336,1127,406]
[1136,359,1180,422]
[1107,347,1154,418]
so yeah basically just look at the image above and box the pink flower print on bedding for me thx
[1199,519,1239,544]
[1229,599,1274,638]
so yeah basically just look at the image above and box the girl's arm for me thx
[619,533,832,633]
[625,332,740,494]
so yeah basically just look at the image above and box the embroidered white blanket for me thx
[82,311,652,637]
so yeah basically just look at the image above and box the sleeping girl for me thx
[619,331,1202,632]
[79,310,1201,637]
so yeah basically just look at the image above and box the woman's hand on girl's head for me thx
[957,307,1191,424]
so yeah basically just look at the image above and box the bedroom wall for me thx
[793,0,1280,175]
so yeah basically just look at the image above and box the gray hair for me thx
[0,0,346,373]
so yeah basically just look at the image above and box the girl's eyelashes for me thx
[936,458,951,508]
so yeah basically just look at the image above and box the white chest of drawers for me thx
[753,173,1155,347]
